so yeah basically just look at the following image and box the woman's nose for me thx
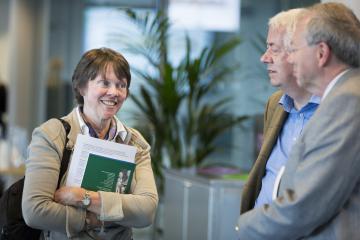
[107,84,118,95]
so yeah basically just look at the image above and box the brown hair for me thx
[72,47,131,105]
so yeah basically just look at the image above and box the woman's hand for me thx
[86,211,102,228]
[54,187,102,215]
[54,186,84,207]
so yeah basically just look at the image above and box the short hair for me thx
[305,2,360,67]
[72,47,131,105]
[268,8,304,48]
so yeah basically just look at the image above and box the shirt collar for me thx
[322,69,350,101]
[76,106,127,141]
[279,94,320,113]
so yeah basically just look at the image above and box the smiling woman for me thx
[73,49,130,139]
[22,47,158,240]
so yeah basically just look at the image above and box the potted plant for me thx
[119,10,247,190]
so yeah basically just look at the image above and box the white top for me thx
[76,106,127,141]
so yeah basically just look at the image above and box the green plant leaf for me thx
[121,9,245,190]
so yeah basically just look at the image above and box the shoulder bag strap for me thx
[57,119,71,189]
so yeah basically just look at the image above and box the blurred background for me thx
[1,0,358,239]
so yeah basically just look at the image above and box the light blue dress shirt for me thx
[255,94,320,207]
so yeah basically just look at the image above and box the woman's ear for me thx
[78,87,85,97]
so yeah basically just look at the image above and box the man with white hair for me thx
[240,8,320,214]
[237,2,360,239]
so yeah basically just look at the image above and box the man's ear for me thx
[126,89,130,99]
[317,42,331,67]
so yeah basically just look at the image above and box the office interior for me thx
[1,0,359,239]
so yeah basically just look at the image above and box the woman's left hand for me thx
[54,186,85,207]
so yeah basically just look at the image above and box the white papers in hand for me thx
[65,134,136,187]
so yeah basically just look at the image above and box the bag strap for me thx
[57,119,71,189]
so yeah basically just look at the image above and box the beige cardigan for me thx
[22,108,158,239]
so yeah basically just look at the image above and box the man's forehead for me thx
[289,17,309,45]
[267,26,286,45]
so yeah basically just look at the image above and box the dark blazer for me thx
[240,90,288,213]
[237,69,360,239]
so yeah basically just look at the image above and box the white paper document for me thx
[66,134,136,187]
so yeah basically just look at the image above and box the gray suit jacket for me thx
[240,91,288,213]
[237,69,360,239]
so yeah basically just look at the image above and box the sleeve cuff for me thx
[65,205,86,238]
[98,191,124,221]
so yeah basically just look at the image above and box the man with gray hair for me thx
[240,8,320,214]
[237,2,360,239]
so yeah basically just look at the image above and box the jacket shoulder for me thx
[127,127,151,151]
[268,90,283,106]
[36,118,65,142]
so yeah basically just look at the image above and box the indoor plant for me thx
[120,10,247,188]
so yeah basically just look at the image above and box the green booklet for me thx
[81,153,135,193]
[66,134,137,194]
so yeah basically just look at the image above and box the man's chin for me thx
[270,79,281,88]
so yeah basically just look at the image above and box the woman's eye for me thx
[99,80,110,87]
[116,83,127,89]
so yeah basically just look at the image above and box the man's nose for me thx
[260,49,272,63]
